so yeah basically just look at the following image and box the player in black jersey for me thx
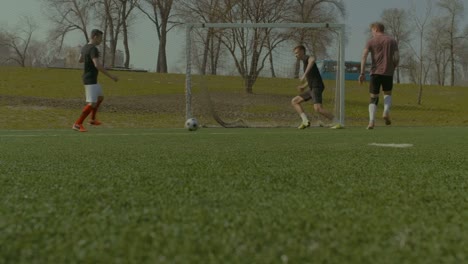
[72,29,118,132]
[291,45,334,129]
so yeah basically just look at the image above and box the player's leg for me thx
[367,95,379,129]
[73,85,97,132]
[381,76,393,125]
[73,102,92,132]
[312,87,334,121]
[89,84,104,125]
[291,93,311,129]
[367,75,381,130]
[89,98,103,125]
[313,104,334,120]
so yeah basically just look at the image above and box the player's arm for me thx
[78,54,84,63]
[296,80,308,93]
[298,82,308,89]
[359,48,369,84]
[92,57,118,82]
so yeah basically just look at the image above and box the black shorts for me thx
[300,86,324,104]
[369,74,393,94]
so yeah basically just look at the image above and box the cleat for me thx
[330,123,344,129]
[383,116,391,125]
[89,120,102,126]
[366,122,375,130]
[298,121,311,129]
[72,123,87,132]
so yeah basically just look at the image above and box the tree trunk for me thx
[245,49,260,94]
[157,44,167,72]
[157,32,168,73]
[450,41,455,86]
[417,30,423,105]
[155,5,168,73]
[209,32,221,75]
[212,36,222,75]
[123,30,130,68]
[201,29,211,75]
[104,0,116,67]
[449,16,455,86]
[122,2,130,68]
[269,51,276,78]
[245,77,255,94]
[102,16,108,66]
[396,67,400,84]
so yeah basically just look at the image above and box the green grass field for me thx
[1,67,467,263]
[1,127,467,263]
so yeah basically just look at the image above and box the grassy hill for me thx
[1,66,467,129]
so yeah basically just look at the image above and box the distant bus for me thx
[316,60,371,81]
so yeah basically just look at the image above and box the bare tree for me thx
[436,0,464,86]
[0,16,38,67]
[381,8,412,83]
[179,0,345,84]
[177,0,234,75]
[426,17,451,85]
[138,0,179,73]
[287,0,346,78]
[460,26,468,85]
[98,0,139,68]
[42,0,95,49]
[28,40,54,67]
[409,0,432,105]
[118,0,139,68]
[0,32,11,65]
[216,0,293,93]
[100,0,118,66]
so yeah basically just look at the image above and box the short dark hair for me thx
[370,22,385,32]
[90,29,104,38]
[294,45,306,52]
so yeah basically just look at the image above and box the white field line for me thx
[369,143,414,148]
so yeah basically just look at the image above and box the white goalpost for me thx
[185,23,346,128]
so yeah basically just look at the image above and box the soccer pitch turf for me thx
[0,127,467,263]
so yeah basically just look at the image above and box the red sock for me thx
[75,105,93,124]
[91,99,103,120]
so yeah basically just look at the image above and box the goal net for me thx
[185,23,345,128]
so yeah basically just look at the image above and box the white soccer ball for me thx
[185,118,199,131]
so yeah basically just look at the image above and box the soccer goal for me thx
[185,23,345,128]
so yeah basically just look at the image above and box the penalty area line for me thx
[369,143,414,148]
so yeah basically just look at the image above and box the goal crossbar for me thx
[186,23,345,29]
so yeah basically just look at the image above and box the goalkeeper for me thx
[291,45,334,129]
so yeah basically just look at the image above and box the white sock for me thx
[369,104,377,122]
[300,113,309,123]
[383,95,392,116]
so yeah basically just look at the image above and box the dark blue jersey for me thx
[81,44,100,85]
[303,56,324,89]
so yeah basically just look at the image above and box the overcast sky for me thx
[0,0,467,72]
